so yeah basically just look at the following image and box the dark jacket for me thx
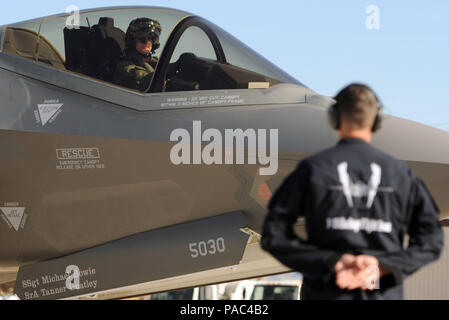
[261,138,443,300]
[112,50,158,92]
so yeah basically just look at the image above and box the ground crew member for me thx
[261,83,443,299]
[112,18,161,92]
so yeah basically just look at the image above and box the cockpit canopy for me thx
[1,6,301,93]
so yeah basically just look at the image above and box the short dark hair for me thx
[335,83,379,129]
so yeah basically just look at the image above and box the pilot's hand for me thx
[335,254,389,291]
[334,254,364,291]
[355,255,379,272]
[335,254,369,291]
[334,254,357,273]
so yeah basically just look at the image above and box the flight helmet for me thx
[125,18,162,54]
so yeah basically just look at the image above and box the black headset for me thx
[327,86,384,133]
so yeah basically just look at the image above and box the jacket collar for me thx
[338,137,370,146]
[126,49,151,67]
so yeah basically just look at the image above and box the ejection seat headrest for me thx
[85,17,126,81]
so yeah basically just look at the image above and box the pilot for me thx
[261,83,443,300]
[112,18,162,92]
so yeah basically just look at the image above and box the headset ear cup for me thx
[371,108,383,132]
[327,103,340,130]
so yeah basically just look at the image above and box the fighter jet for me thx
[0,6,448,300]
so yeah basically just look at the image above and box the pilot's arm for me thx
[112,61,154,92]
[373,174,443,285]
[261,160,342,282]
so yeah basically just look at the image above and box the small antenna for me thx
[35,19,43,62]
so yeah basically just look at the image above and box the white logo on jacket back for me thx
[326,162,395,234]
[337,161,382,209]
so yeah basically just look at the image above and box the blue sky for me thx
[1,0,448,131]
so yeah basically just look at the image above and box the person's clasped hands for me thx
[334,254,389,291]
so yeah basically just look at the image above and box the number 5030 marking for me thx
[189,237,226,258]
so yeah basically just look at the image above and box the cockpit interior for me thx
[1,7,299,93]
